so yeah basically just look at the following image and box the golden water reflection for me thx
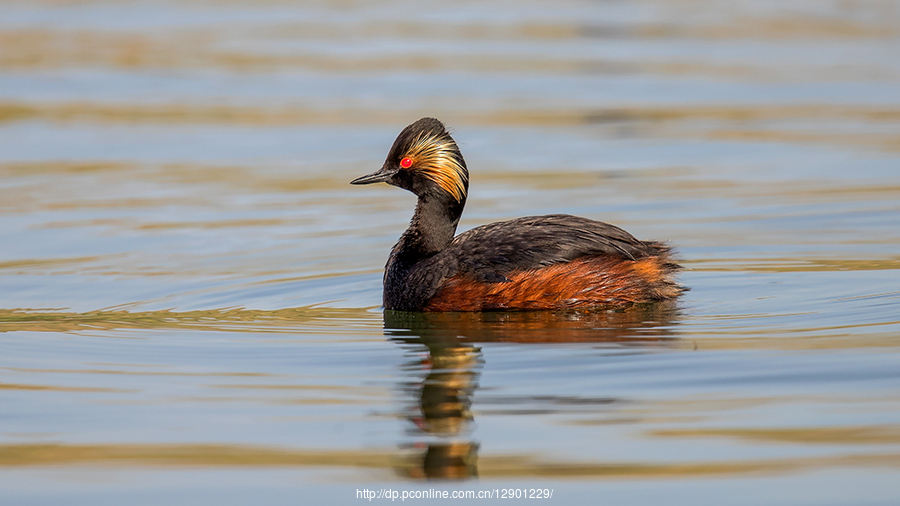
[0,306,378,334]
[2,441,897,479]
[2,102,898,154]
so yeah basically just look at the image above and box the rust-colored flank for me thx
[424,256,679,312]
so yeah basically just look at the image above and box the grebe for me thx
[351,117,683,312]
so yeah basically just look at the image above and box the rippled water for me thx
[2,0,900,504]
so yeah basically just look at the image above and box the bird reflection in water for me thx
[384,304,680,480]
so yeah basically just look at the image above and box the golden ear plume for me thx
[404,132,468,202]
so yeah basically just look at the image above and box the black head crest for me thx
[355,118,468,202]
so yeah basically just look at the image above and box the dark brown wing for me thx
[394,214,676,310]
[446,214,665,281]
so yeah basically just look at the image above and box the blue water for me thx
[1,0,899,504]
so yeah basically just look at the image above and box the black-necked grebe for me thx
[351,117,683,312]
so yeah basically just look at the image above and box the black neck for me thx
[398,193,466,257]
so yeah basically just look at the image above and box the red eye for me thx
[400,157,413,168]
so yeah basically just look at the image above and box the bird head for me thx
[351,117,469,203]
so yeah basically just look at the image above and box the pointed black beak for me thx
[350,166,396,185]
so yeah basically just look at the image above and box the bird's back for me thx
[385,214,682,311]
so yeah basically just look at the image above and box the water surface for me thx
[1,0,899,504]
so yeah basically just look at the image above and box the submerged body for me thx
[352,118,682,312]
